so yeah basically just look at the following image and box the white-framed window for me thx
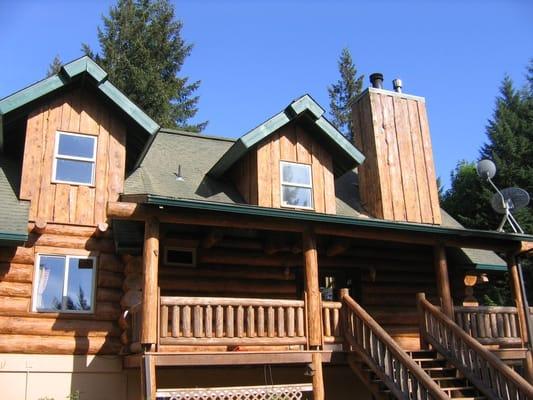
[52,131,97,185]
[280,161,314,209]
[164,247,196,267]
[32,254,97,313]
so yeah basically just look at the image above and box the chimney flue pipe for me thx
[369,73,384,89]
[393,78,403,93]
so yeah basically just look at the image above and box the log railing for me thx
[159,296,307,346]
[341,291,448,400]
[417,293,533,400]
[454,306,522,346]
[322,301,342,344]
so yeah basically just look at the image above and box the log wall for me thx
[352,89,441,225]
[0,224,124,355]
[20,87,126,227]
[231,121,336,214]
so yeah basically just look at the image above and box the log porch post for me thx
[141,216,160,347]
[302,229,322,348]
[434,245,454,319]
[507,255,533,382]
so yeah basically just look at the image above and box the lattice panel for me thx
[157,383,313,400]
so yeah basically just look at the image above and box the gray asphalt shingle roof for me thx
[0,156,29,243]
[124,129,505,269]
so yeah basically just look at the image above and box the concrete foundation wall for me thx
[0,354,371,400]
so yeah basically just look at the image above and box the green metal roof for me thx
[208,94,365,178]
[0,156,29,246]
[0,56,159,135]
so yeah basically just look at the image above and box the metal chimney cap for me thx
[392,78,403,93]
[369,73,384,89]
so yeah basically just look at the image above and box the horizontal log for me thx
[99,253,124,273]
[0,316,120,337]
[217,238,263,251]
[0,262,33,283]
[362,283,438,295]
[123,274,142,292]
[476,337,523,345]
[159,337,307,346]
[28,222,113,238]
[0,281,32,297]
[160,296,304,307]
[98,270,124,289]
[28,233,115,253]
[96,288,123,303]
[361,271,435,284]
[159,265,295,281]
[455,306,519,313]
[0,295,30,313]
[0,247,34,264]
[159,279,295,295]
[0,334,121,355]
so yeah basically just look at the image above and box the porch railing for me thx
[159,296,307,347]
[418,293,533,400]
[322,301,342,344]
[454,306,523,346]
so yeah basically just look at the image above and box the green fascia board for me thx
[122,193,533,245]
[0,74,67,115]
[208,94,364,178]
[314,117,365,165]
[0,56,159,135]
[98,81,159,134]
[474,263,507,272]
[0,232,28,247]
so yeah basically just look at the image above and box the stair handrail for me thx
[417,292,533,400]
[340,290,448,400]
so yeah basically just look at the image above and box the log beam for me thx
[311,352,324,400]
[303,230,322,348]
[434,245,453,319]
[326,239,351,257]
[141,217,160,346]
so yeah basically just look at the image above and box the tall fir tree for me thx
[442,61,533,304]
[46,55,63,77]
[328,48,364,142]
[83,0,206,131]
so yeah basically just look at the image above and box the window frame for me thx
[279,160,314,210]
[32,253,97,314]
[52,131,97,186]
[163,246,197,268]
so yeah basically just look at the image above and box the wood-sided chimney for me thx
[352,74,441,224]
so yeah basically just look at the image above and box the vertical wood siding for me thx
[232,122,336,214]
[20,88,126,226]
[352,91,441,224]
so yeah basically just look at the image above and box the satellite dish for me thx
[490,187,530,233]
[477,159,496,180]
[490,187,530,214]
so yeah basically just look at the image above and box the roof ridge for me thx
[158,128,236,142]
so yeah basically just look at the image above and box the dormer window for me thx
[280,161,313,209]
[52,131,97,185]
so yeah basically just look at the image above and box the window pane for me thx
[58,134,95,158]
[66,258,94,311]
[282,186,313,208]
[55,159,94,184]
[36,256,65,311]
[281,163,311,185]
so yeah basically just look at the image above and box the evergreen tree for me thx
[328,48,364,142]
[83,0,206,131]
[46,55,62,77]
[442,62,533,304]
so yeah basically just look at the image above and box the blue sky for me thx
[1,0,532,189]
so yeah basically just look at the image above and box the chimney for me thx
[351,74,441,225]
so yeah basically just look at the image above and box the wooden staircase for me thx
[348,350,486,400]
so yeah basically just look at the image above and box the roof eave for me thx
[0,232,28,247]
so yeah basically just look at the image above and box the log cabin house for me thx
[0,56,532,400]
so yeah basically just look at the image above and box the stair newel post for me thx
[416,293,429,350]
[339,288,350,351]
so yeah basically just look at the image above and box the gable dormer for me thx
[209,95,365,214]
[0,56,159,228]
